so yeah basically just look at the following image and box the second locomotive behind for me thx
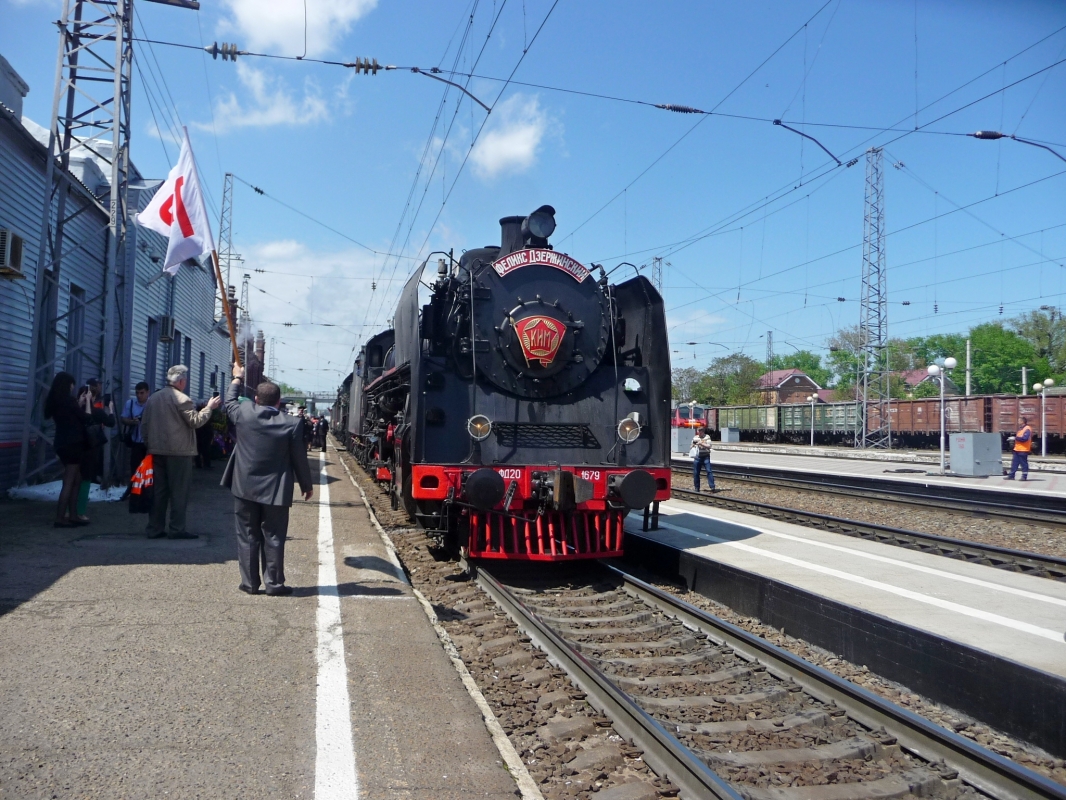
[341,205,672,560]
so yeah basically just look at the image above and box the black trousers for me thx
[234,497,290,591]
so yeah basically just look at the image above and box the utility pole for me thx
[18,0,198,487]
[859,147,890,449]
[965,338,972,397]
[268,337,277,379]
[651,256,666,295]
[766,330,774,376]
[1022,366,1028,396]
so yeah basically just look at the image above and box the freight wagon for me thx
[703,395,1062,451]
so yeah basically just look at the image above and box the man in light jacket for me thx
[222,362,313,596]
[141,365,221,539]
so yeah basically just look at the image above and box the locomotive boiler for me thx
[344,206,672,560]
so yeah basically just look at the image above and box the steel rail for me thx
[672,459,1066,526]
[604,564,1066,800]
[476,568,743,800]
[667,486,1066,581]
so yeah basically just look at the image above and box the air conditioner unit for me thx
[159,315,176,343]
[0,229,25,278]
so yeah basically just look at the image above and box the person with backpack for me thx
[120,382,151,479]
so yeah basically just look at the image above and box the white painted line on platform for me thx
[314,451,360,800]
[661,503,1066,608]
[653,519,1066,643]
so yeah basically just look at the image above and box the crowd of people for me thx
[42,367,321,594]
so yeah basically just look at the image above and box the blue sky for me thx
[4,0,1065,390]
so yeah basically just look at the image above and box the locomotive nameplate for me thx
[492,248,590,282]
[516,316,564,367]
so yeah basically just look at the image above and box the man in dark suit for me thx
[222,363,314,596]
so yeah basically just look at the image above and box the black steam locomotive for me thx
[333,206,672,561]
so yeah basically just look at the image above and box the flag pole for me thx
[211,249,242,365]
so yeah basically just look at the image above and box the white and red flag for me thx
[136,127,215,274]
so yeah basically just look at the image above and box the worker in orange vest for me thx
[1005,416,1033,481]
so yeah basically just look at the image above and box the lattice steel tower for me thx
[268,337,277,379]
[859,147,890,449]
[17,0,135,486]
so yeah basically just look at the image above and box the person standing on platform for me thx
[44,372,91,527]
[223,362,313,596]
[1005,416,1033,481]
[76,380,115,523]
[692,426,716,492]
[141,365,221,539]
[121,382,151,479]
[315,416,328,452]
[300,408,313,452]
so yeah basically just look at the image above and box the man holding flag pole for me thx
[134,128,236,539]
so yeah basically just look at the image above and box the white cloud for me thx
[470,94,550,180]
[201,62,328,133]
[218,0,377,58]
[241,239,382,391]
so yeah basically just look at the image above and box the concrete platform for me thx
[681,441,1066,473]
[631,496,1066,675]
[0,452,521,799]
[623,498,1066,754]
[679,448,1066,497]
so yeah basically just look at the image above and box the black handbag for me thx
[86,423,108,447]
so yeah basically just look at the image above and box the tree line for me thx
[673,308,1064,406]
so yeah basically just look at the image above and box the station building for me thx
[0,53,233,490]
[756,368,823,404]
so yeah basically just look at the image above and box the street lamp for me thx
[807,394,817,447]
[927,356,957,475]
[1034,378,1055,457]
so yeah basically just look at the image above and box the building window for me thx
[198,351,206,398]
[146,318,159,391]
[183,337,192,389]
[66,284,85,384]
[170,331,182,369]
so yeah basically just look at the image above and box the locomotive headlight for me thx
[617,412,642,444]
[467,414,493,441]
[527,205,556,239]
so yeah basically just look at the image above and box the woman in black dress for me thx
[44,372,91,527]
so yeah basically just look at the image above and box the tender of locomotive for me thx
[344,206,671,560]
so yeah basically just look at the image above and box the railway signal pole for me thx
[859,147,890,449]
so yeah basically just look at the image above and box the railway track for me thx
[664,486,1066,582]
[479,562,1066,800]
[671,460,1066,528]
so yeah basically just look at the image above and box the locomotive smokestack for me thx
[499,215,525,257]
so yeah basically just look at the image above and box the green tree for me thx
[276,381,305,396]
[671,367,703,403]
[969,322,1050,394]
[907,333,966,368]
[694,353,764,405]
[910,379,942,399]
[1011,308,1066,372]
[769,350,832,388]
[826,326,865,390]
